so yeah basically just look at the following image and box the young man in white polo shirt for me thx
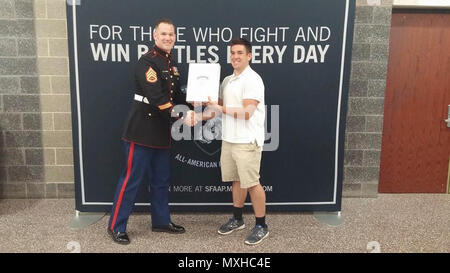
[203,38,268,245]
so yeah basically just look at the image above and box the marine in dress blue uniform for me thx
[107,20,189,245]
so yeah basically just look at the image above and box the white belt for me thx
[134,94,150,104]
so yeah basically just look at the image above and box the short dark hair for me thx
[154,18,175,30]
[231,38,252,54]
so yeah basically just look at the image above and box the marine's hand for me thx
[183,110,200,127]
[183,110,194,127]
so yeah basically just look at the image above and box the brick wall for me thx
[0,0,74,198]
[0,0,393,199]
[344,0,393,197]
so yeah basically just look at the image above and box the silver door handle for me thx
[446,119,450,127]
[446,105,450,127]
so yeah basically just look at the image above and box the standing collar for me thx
[232,65,252,79]
[153,45,171,59]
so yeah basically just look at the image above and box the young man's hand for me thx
[207,96,223,112]
[183,110,198,127]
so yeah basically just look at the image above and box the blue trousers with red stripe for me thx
[108,140,171,232]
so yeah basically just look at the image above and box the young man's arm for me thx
[204,97,259,120]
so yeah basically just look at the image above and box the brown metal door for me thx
[379,11,450,193]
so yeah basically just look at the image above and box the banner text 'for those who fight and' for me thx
[89,25,332,64]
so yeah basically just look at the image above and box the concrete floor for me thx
[0,194,448,253]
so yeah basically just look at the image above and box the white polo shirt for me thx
[219,65,265,147]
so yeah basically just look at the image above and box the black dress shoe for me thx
[107,228,130,245]
[152,222,185,234]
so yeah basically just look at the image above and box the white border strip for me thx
[78,202,336,206]
[72,4,86,204]
[73,0,350,207]
[334,0,350,204]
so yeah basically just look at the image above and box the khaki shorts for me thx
[220,141,262,189]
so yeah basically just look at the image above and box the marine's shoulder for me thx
[138,50,165,67]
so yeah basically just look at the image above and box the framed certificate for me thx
[186,63,221,102]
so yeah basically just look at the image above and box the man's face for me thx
[230,44,252,71]
[153,23,176,53]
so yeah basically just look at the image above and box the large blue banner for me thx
[67,0,355,212]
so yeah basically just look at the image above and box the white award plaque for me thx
[186,63,221,102]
